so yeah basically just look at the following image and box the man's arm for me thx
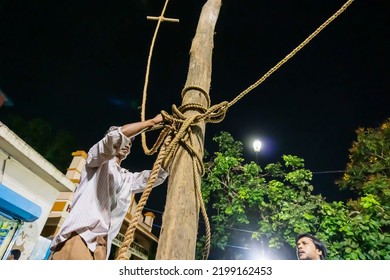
[123,168,169,194]
[120,114,163,138]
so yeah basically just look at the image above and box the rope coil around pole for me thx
[116,0,354,260]
[182,85,211,108]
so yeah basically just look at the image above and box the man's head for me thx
[296,233,327,260]
[106,126,134,162]
[116,142,131,161]
[7,249,21,260]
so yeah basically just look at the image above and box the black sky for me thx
[0,0,389,209]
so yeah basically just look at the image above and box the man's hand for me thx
[152,114,163,125]
[120,113,164,139]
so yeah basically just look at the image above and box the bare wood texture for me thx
[147,16,180,23]
[156,0,222,260]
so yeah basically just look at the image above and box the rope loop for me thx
[182,85,211,108]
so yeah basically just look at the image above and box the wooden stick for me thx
[147,16,179,23]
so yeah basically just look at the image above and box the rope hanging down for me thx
[115,0,354,260]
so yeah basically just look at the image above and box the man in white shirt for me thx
[51,114,168,260]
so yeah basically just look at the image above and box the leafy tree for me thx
[2,114,79,172]
[338,118,390,205]
[199,132,325,259]
[198,127,390,260]
[333,118,390,259]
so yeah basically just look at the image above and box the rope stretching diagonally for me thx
[228,0,354,108]
[116,0,354,260]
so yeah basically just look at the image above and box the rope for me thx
[116,0,354,260]
[116,136,171,260]
[140,0,172,155]
[228,0,354,108]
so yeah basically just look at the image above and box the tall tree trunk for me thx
[156,0,222,259]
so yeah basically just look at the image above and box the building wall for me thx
[0,122,75,260]
[1,153,59,230]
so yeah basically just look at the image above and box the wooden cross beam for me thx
[147,16,179,23]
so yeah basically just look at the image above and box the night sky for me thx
[0,0,389,234]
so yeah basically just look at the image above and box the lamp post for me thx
[253,139,262,164]
[253,139,264,258]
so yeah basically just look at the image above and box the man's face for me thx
[117,143,131,160]
[296,237,322,260]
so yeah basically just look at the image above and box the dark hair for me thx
[105,126,120,135]
[105,126,135,142]
[10,249,21,260]
[296,233,327,260]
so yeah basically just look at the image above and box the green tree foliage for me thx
[3,114,79,172]
[338,118,390,204]
[199,126,390,260]
[200,132,324,259]
[334,118,390,259]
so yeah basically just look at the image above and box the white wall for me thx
[2,157,58,230]
[0,122,75,259]
[0,156,59,259]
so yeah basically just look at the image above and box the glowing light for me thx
[250,251,270,260]
[253,139,262,152]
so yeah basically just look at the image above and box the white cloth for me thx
[50,127,168,259]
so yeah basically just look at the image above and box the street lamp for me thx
[253,139,262,164]
[253,139,264,257]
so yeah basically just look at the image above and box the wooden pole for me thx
[156,0,222,260]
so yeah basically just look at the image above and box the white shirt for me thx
[50,127,168,259]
